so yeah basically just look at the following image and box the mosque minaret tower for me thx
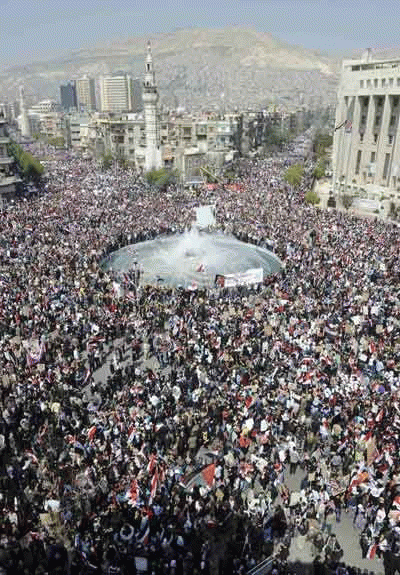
[143,41,162,171]
[19,86,30,138]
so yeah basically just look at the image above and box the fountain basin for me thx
[104,229,282,289]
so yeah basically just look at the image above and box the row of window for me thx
[355,150,391,179]
[359,133,394,144]
[360,78,400,88]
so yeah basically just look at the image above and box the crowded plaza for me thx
[0,148,399,575]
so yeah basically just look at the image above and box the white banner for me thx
[223,268,263,288]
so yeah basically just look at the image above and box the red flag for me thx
[88,426,97,442]
[245,396,254,409]
[149,471,158,502]
[127,479,139,506]
[147,453,157,475]
[201,463,216,487]
[367,542,378,560]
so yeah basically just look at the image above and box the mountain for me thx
[0,26,340,111]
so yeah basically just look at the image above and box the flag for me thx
[245,396,254,409]
[127,479,139,506]
[149,471,158,502]
[349,471,369,492]
[181,463,216,490]
[201,463,216,487]
[345,119,352,133]
[147,454,157,475]
[335,119,352,132]
[88,426,97,442]
[367,542,378,560]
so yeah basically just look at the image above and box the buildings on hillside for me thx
[11,43,310,182]
[333,50,400,201]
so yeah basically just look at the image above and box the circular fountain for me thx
[104,206,282,288]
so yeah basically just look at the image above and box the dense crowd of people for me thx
[0,148,399,575]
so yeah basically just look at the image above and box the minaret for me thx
[19,86,30,138]
[143,41,162,171]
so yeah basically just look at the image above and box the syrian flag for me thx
[344,119,352,133]
[335,119,352,132]
[349,471,369,492]
[245,396,255,409]
[127,479,139,506]
[88,426,97,442]
[149,471,159,503]
[367,542,378,560]
[147,453,157,475]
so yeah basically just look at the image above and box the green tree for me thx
[48,136,65,149]
[7,141,44,183]
[101,151,113,171]
[389,201,398,219]
[342,194,353,210]
[304,190,321,205]
[145,167,179,191]
[284,164,304,188]
[313,159,326,180]
[314,131,333,159]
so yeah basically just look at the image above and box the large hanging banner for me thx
[219,267,264,288]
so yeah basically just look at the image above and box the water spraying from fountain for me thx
[104,205,281,288]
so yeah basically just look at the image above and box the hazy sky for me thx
[0,0,399,69]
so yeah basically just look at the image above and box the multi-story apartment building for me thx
[64,112,90,149]
[76,76,96,111]
[333,50,400,200]
[60,81,77,111]
[0,113,20,205]
[99,74,135,113]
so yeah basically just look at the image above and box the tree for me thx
[313,159,326,180]
[389,201,398,219]
[304,190,320,205]
[100,151,113,171]
[314,132,333,158]
[48,136,65,149]
[284,164,304,188]
[7,141,44,183]
[342,194,353,210]
[145,167,179,191]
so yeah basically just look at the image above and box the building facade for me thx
[99,74,135,113]
[0,113,20,206]
[333,51,400,200]
[60,81,77,111]
[76,76,96,111]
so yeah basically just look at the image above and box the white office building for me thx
[333,50,400,200]
[99,74,135,113]
[76,76,96,111]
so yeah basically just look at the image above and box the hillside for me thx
[0,26,340,111]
